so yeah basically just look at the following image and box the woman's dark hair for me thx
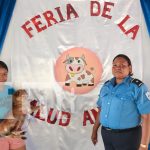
[113,54,133,76]
[0,61,8,71]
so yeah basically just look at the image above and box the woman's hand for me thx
[140,114,150,150]
[8,130,26,139]
[91,128,98,145]
[139,146,148,150]
[91,107,101,145]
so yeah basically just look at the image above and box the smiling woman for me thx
[0,61,26,150]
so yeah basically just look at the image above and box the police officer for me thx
[91,54,150,150]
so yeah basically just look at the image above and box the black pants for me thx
[101,126,142,150]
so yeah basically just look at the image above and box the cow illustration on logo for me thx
[54,47,102,94]
[63,55,94,87]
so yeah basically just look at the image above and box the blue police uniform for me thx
[97,76,150,150]
[97,76,150,129]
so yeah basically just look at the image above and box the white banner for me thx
[1,0,150,150]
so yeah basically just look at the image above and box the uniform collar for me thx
[110,76,131,86]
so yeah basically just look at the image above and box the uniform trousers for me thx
[101,125,141,150]
[148,144,150,150]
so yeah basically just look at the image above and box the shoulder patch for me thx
[131,78,143,87]
[145,92,150,100]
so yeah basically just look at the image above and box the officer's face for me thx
[112,57,132,80]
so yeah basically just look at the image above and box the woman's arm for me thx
[91,107,101,145]
[140,114,150,150]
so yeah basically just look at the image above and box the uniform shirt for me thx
[97,76,150,129]
[0,85,14,120]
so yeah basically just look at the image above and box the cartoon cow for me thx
[63,55,94,87]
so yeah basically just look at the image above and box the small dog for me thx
[0,89,39,138]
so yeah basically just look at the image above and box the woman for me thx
[91,54,150,150]
[0,61,25,150]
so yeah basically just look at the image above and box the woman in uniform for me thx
[91,54,150,150]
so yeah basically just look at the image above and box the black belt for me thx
[102,125,140,133]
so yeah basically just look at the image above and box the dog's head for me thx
[12,89,29,117]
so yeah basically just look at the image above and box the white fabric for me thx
[0,0,150,150]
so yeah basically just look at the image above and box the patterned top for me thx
[0,85,15,120]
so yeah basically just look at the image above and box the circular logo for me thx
[54,47,103,94]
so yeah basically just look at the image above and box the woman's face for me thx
[0,68,8,83]
[112,57,132,80]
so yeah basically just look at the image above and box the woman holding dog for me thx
[0,61,26,150]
